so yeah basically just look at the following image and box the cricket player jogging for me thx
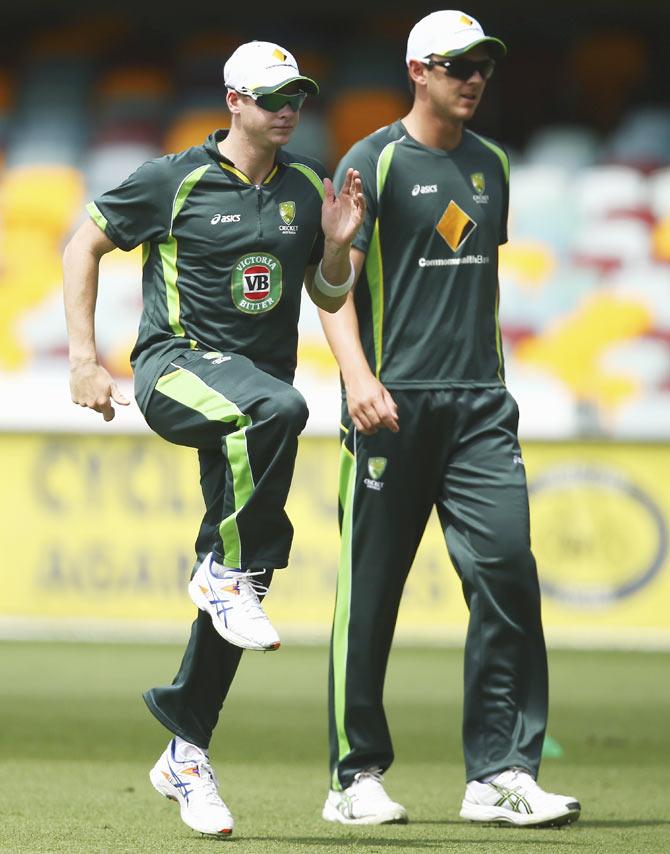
[63,40,364,838]
[318,11,581,828]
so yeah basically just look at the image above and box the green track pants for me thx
[141,349,308,748]
[328,386,548,787]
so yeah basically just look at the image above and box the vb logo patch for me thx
[231,252,283,314]
[364,456,387,491]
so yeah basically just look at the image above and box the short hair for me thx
[407,70,415,98]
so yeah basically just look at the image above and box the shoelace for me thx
[221,569,270,616]
[191,759,226,807]
[352,768,390,803]
[496,768,541,797]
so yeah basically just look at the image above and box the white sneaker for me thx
[188,553,280,651]
[322,768,408,825]
[149,738,234,837]
[460,767,581,827]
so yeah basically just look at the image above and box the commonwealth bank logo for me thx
[436,201,477,251]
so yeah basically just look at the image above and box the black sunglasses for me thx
[253,90,308,112]
[423,57,496,81]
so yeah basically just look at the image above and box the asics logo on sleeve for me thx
[210,213,242,224]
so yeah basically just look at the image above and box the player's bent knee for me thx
[256,386,309,433]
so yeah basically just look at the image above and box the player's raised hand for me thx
[70,360,130,422]
[345,369,399,435]
[321,169,366,247]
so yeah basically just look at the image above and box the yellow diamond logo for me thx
[460,14,473,25]
[273,48,287,62]
[436,201,477,251]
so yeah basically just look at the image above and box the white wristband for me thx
[313,258,355,297]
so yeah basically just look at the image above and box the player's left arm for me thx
[304,168,365,313]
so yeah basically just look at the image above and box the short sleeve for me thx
[86,158,173,251]
[333,140,379,255]
[287,154,329,266]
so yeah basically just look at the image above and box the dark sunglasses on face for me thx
[253,90,308,112]
[423,57,496,81]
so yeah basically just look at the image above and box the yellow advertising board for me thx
[1,434,668,646]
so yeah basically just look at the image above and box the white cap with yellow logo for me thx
[406,10,507,63]
[223,40,319,96]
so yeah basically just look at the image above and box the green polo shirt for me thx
[87,129,327,408]
[334,119,510,387]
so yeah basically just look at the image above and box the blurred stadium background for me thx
[0,0,669,650]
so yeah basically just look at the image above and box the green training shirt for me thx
[334,119,509,387]
[87,129,327,409]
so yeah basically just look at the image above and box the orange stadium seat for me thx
[26,15,129,59]
[651,216,670,262]
[328,88,410,161]
[565,31,649,131]
[97,68,172,102]
[163,109,229,154]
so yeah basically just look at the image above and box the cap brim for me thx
[443,37,507,59]
[254,75,319,96]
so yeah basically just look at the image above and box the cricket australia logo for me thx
[278,200,298,234]
[364,456,387,491]
[471,172,489,204]
[231,252,283,314]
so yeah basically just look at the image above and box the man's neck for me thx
[401,103,463,151]
[217,128,277,186]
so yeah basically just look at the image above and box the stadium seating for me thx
[328,88,410,161]
[0,14,668,439]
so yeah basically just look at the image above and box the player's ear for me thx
[226,89,242,115]
[408,59,429,90]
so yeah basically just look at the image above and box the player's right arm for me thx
[318,248,398,435]
[62,218,129,422]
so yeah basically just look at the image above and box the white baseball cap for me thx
[223,40,319,96]
[406,10,507,64]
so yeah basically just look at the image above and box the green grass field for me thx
[0,641,668,854]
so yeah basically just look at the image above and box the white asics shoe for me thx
[149,738,233,837]
[188,553,280,651]
[460,767,581,827]
[322,768,408,825]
